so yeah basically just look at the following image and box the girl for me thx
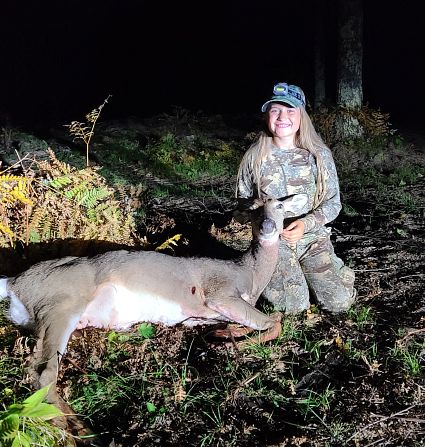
[236,82,355,313]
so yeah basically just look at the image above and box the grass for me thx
[347,305,375,330]
[391,340,424,377]
[334,132,425,216]
[279,315,303,341]
[295,386,335,417]
[1,113,424,445]
[71,372,134,418]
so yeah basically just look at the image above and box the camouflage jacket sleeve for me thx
[236,160,254,200]
[235,161,255,222]
[299,147,342,233]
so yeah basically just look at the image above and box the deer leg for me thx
[239,312,282,346]
[30,295,100,435]
[32,314,79,421]
[39,315,97,439]
[210,324,255,339]
[205,295,282,344]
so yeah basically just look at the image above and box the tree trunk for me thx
[314,0,326,108]
[336,0,364,138]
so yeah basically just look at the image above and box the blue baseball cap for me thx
[261,82,306,111]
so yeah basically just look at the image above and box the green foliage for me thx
[106,324,155,346]
[347,305,375,330]
[242,340,273,359]
[279,315,303,342]
[146,401,156,413]
[303,337,327,363]
[71,372,133,418]
[144,133,239,181]
[296,385,335,417]
[391,339,424,377]
[137,323,156,339]
[1,149,139,248]
[0,385,68,447]
[342,203,359,217]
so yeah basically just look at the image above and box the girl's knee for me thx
[262,282,310,313]
[314,285,356,313]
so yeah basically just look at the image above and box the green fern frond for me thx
[48,175,73,189]
[0,413,19,440]
[63,181,88,200]
[76,187,111,208]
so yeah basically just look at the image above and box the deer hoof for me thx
[209,324,255,339]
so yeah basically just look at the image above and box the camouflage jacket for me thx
[236,144,342,234]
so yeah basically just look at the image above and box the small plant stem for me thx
[345,405,416,443]
[396,328,425,347]
[86,119,97,167]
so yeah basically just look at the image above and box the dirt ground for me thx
[59,185,424,446]
[1,117,424,447]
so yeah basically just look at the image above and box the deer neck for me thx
[244,239,280,297]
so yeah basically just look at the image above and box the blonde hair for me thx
[236,106,328,209]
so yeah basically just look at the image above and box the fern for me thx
[76,187,111,208]
[155,234,182,252]
[0,174,33,205]
[48,175,73,189]
[312,105,394,146]
[63,181,89,199]
[65,95,112,166]
[2,149,140,248]
[0,173,33,246]
[0,222,16,246]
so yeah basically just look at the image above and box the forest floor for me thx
[0,111,424,447]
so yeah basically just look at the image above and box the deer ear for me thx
[248,198,265,210]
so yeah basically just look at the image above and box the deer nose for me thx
[260,218,277,235]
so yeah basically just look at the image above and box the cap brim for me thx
[261,99,299,112]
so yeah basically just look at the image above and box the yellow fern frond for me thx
[155,234,182,252]
[0,222,15,246]
[0,174,28,183]
[10,188,33,205]
[0,174,33,205]
[0,222,14,237]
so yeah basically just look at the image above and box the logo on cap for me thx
[261,82,306,112]
[273,83,289,96]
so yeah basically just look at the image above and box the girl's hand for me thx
[281,220,305,244]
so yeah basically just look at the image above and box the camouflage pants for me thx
[262,228,356,314]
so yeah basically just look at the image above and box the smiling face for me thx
[267,102,301,148]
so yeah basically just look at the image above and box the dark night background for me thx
[1,0,424,132]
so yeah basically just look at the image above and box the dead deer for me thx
[0,194,307,422]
